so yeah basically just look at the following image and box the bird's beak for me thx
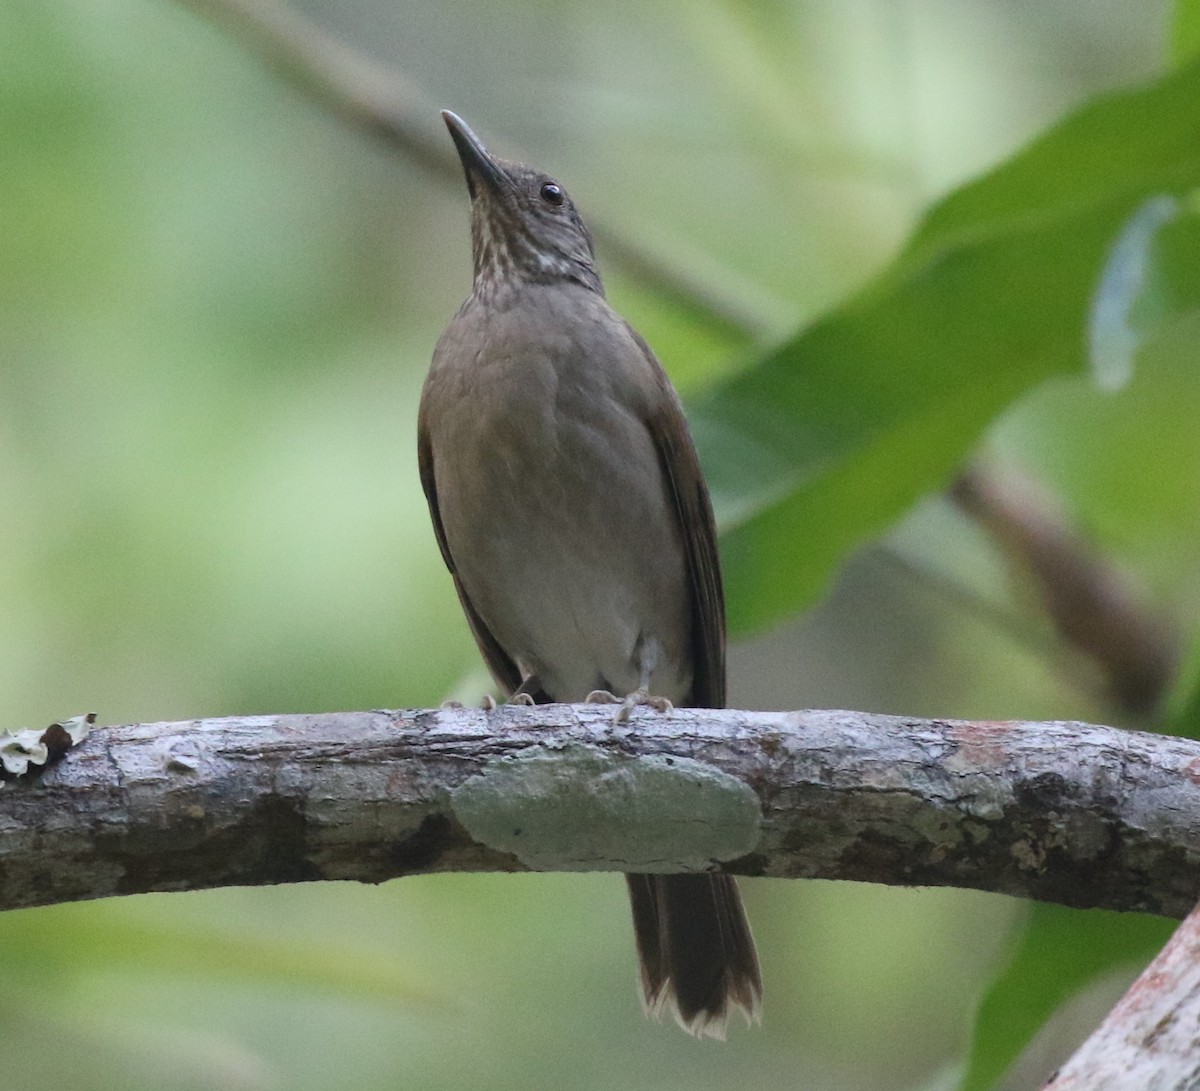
[442,111,509,200]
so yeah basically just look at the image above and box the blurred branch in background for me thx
[951,460,1181,719]
[175,0,775,340]
[1044,899,1200,1091]
[5,706,1200,917]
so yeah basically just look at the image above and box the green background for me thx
[2,2,1197,1089]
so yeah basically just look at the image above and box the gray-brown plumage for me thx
[419,110,761,1038]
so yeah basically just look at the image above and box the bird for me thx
[418,110,762,1038]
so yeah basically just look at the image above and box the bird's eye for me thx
[539,181,565,206]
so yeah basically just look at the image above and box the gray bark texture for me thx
[1044,901,1200,1091]
[1,705,1198,917]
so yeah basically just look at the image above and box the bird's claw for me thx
[616,689,673,724]
[508,692,536,707]
[586,688,672,724]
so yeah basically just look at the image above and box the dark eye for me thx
[539,181,565,206]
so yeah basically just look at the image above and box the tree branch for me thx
[1043,899,1200,1090]
[2,706,1198,917]
[951,460,1180,717]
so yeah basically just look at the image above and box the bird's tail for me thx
[625,872,762,1039]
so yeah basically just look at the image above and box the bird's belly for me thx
[435,376,691,703]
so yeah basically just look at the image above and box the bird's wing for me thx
[417,402,524,695]
[630,330,727,710]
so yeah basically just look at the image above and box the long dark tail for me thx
[625,872,762,1039]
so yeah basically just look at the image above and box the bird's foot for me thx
[616,689,673,724]
[586,688,673,724]
[508,692,536,707]
[443,696,504,710]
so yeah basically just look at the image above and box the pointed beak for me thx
[441,111,509,200]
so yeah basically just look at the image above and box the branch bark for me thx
[2,706,1198,917]
[1043,899,1200,1090]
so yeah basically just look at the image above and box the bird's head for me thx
[442,111,601,298]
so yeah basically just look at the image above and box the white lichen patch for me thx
[451,743,763,872]
[0,729,49,777]
[0,713,93,779]
[57,713,94,745]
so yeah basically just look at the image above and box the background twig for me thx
[176,0,776,339]
[951,461,1180,717]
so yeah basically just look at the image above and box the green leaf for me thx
[1088,190,1200,390]
[959,904,1174,1091]
[692,58,1200,634]
[1141,193,1200,320]
[1088,195,1180,391]
[1166,630,1200,736]
[1171,0,1200,66]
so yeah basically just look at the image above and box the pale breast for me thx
[424,285,692,702]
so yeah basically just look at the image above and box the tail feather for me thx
[626,873,762,1039]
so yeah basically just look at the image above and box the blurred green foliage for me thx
[961,905,1175,1091]
[705,55,1200,632]
[1,1,1197,1090]
[1172,0,1200,63]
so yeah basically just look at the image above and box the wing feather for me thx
[417,400,523,695]
[629,330,727,710]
